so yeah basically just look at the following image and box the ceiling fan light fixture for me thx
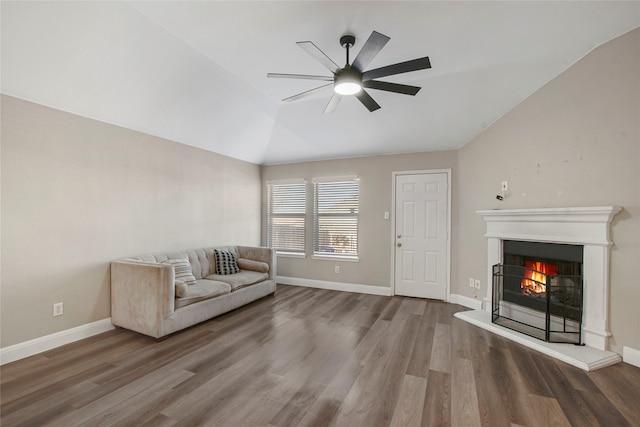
[334,67,362,95]
[334,80,361,95]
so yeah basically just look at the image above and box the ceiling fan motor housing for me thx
[335,66,361,82]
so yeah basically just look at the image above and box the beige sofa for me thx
[110,245,276,339]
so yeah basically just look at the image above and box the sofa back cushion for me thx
[124,246,240,279]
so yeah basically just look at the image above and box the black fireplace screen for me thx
[492,263,583,344]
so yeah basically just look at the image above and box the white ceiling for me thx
[2,1,639,165]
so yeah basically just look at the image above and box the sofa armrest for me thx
[110,260,175,338]
[236,246,276,281]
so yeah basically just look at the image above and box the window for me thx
[313,176,359,258]
[266,180,306,256]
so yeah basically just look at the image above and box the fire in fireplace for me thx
[521,260,558,296]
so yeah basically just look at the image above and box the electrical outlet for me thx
[474,279,481,289]
[469,278,475,288]
[53,302,63,317]
[334,266,340,274]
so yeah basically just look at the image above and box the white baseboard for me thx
[277,276,392,296]
[0,318,115,365]
[449,293,483,310]
[623,346,640,368]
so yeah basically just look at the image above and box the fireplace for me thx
[493,240,584,344]
[454,207,623,371]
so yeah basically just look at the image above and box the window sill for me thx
[312,254,360,262]
[276,252,306,259]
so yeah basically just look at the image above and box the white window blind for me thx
[313,177,359,258]
[266,180,306,255]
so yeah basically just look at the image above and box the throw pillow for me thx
[237,258,269,273]
[174,280,188,298]
[214,249,240,275]
[162,258,197,286]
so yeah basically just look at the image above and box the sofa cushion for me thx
[214,249,240,275]
[205,270,269,292]
[237,258,269,273]
[175,280,231,309]
[162,258,197,285]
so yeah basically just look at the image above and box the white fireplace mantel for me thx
[457,206,622,370]
[476,206,621,246]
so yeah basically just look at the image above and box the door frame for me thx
[390,169,452,300]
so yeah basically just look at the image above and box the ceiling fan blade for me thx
[323,93,342,114]
[352,31,390,72]
[296,41,341,74]
[354,89,381,112]
[267,73,333,81]
[282,83,333,102]
[363,80,421,96]
[362,57,431,81]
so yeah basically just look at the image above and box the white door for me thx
[394,172,449,299]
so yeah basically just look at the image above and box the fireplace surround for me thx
[455,206,622,370]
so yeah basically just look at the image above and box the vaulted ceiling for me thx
[2,1,639,165]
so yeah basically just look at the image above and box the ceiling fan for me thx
[267,31,431,113]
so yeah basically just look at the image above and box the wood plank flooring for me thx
[2,284,639,426]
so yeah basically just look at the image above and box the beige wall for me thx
[456,28,640,353]
[1,95,262,348]
[261,151,458,288]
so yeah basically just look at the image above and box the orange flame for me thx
[521,261,558,296]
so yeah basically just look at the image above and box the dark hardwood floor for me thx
[1,284,639,426]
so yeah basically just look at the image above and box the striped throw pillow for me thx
[163,258,197,285]
[214,249,240,275]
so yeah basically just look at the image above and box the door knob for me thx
[397,243,402,247]
[397,234,401,238]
